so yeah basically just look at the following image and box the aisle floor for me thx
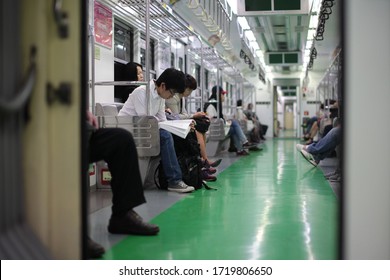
[89,138,339,259]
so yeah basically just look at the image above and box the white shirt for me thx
[235,106,246,121]
[118,80,167,122]
[206,100,218,118]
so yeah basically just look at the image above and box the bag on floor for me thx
[154,131,215,190]
[154,160,168,190]
[154,156,213,190]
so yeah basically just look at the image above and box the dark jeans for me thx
[89,128,146,217]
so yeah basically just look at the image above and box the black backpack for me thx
[154,131,215,190]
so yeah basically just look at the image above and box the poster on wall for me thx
[94,1,112,49]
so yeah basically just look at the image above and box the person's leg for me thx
[159,129,182,186]
[229,128,243,151]
[230,119,247,143]
[305,116,317,135]
[251,120,262,142]
[306,126,341,161]
[195,130,208,161]
[89,128,159,236]
[89,128,146,216]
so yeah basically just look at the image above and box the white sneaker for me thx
[300,149,318,167]
[168,181,195,193]
[296,144,305,152]
[328,174,341,182]
[324,170,337,179]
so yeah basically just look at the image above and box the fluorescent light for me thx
[249,41,259,50]
[225,0,237,14]
[237,17,250,30]
[245,30,256,41]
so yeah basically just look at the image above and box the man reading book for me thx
[118,68,195,193]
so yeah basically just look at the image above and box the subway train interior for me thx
[1,0,389,260]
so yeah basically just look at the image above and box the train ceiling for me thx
[172,0,340,88]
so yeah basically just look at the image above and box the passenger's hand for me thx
[190,120,196,131]
[87,111,99,129]
[165,108,172,115]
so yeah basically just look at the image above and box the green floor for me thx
[102,139,339,260]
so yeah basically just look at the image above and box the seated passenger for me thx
[296,122,341,167]
[118,68,195,193]
[115,62,144,103]
[165,74,221,181]
[243,102,267,142]
[205,86,255,156]
[86,111,159,258]
[235,100,262,151]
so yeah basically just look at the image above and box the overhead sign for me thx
[237,0,309,16]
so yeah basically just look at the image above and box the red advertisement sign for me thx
[94,1,112,49]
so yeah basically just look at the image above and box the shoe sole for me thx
[203,177,217,182]
[300,150,318,167]
[210,159,222,167]
[167,187,195,193]
[108,227,160,236]
[296,144,304,152]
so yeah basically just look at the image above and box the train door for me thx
[17,0,85,259]
[284,103,295,130]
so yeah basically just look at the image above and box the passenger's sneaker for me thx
[249,146,263,151]
[205,158,222,168]
[300,149,319,167]
[296,144,305,152]
[237,150,250,156]
[201,169,217,182]
[328,174,341,182]
[168,181,195,193]
[324,170,337,179]
[206,167,217,174]
[242,142,257,149]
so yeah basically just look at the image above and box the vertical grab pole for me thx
[199,36,204,110]
[90,1,95,114]
[145,0,151,114]
[215,48,220,118]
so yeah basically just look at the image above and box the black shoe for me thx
[236,150,250,156]
[242,142,257,149]
[228,147,237,152]
[249,146,263,151]
[210,159,222,167]
[87,237,105,259]
[108,210,160,235]
[201,169,217,182]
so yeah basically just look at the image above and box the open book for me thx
[159,119,193,139]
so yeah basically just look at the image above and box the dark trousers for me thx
[89,128,146,217]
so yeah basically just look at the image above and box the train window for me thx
[184,54,187,73]
[178,57,183,72]
[205,69,209,90]
[140,34,155,71]
[195,63,201,84]
[114,19,133,62]
[171,52,175,68]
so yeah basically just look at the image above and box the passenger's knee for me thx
[115,128,135,146]
[159,129,173,143]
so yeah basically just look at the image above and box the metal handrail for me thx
[0,47,37,114]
